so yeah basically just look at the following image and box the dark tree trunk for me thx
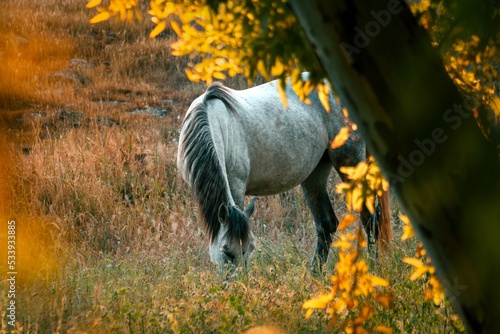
[288,0,500,332]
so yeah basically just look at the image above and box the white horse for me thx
[177,74,391,268]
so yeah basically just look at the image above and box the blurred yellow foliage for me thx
[330,126,352,149]
[87,0,141,23]
[399,214,415,241]
[86,0,331,109]
[336,157,389,214]
[243,325,287,334]
[399,214,446,306]
[302,216,393,332]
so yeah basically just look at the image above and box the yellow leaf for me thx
[330,126,351,149]
[351,162,369,180]
[490,96,500,117]
[89,11,111,24]
[368,274,389,287]
[338,214,356,230]
[351,187,365,212]
[475,52,482,64]
[399,214,415,241]
[333,240,352,250]
[305,308,314,319]
[356,260,369,273]
[365,197,375,215]
[410,265,430,281]
[119,6,126,21]
[375,294,393,308]
[424,288,433,301]
[415,242,426,257]
[257,60,270,81]
[429,276,445,303]
[271,59,284,77]
[374,325,393,333]
[433,290,446,305]
[303,79,313,97]
[327,313,338,329]
[134,7,142,22]
[185,69,201,82]
[150,21,167,38]
[170,20,182,37]
[333,298,347,313]
[318,83,331,112]
[86,0,102,9]
[302,293,333,310]
[213,71,227,80]
[401,225,414,241]
[358,234,367,248]
[402,257,423,268]
[362,304,374,318]
[353,324,369,334]
[342,107,349,118]
[214,58,226,66]
[292,78,303,98]
[277,81,288,109]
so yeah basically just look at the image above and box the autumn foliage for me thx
[302,215,393,333]
[81,0,498,331]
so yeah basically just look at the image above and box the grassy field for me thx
[0,1,464,333]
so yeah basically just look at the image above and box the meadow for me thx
[0,0,463,332]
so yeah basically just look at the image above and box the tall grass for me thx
[0,0,463,332]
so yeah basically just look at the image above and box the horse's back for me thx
[182,78,359,197]
[226,81,344,195]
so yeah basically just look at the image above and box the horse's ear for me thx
[218,203,229,225]
[245,197,258,218]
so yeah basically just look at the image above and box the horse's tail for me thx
[178,82,247,243]
[377,189,392,252]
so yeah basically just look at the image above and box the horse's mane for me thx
[179,82,249,244]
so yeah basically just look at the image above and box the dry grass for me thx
[0,1,463,333]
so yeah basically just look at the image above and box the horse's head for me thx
[209,198,257,268]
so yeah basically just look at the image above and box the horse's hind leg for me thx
[300,155,338,269]
[329,139,378,251]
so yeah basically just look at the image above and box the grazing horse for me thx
[177,74,392,268]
